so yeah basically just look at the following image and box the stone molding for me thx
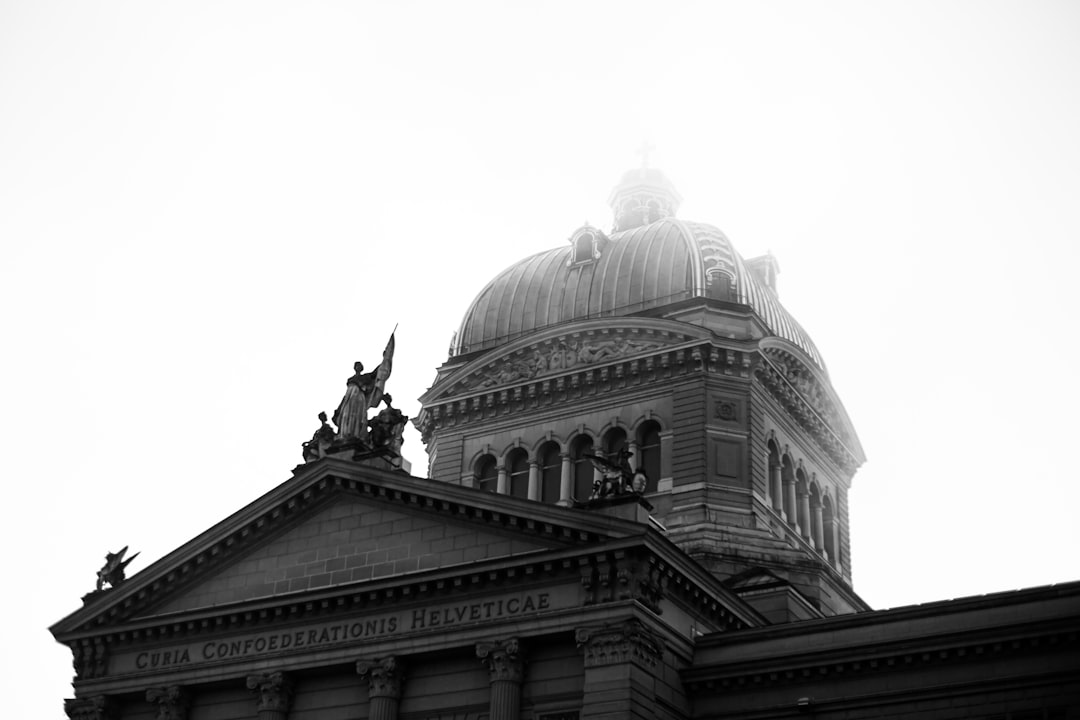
[246,671,293,714]
[580,549,665,612]
[575,619,663,670]
[418,340,751,444]
[64,696,116,720]
[356,655,406,699]
[71,639,108,680]
[476,637,525,684]
[145,686,190,720]
[755,355,859,472]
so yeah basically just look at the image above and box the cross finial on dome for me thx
[636,140,656,169]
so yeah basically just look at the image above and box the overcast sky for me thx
[3,2,1079,715]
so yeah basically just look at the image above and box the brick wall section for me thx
[670,378,706,485]
[153,496,548,615]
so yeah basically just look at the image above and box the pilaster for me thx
[146,686,191,720]
[476,637,525,720]
[246,671,293,720]
[357,656,406,720]
[575,620,663,720]
[65,696,116,720]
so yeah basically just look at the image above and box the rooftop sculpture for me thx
[302,331,407,467]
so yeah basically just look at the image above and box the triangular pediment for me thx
[147,493,552,617]
[52,458,638,637]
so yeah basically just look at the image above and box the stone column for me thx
[527,461,540,501]
[559,453,572,505]
[576,620,663,720]
[812,503,826,555]
[769,463,783,516]
[146,686,190,720]
[357,656,406,720]
[798,489,811,541]
[627,441,639,471]
[784,478,798,533]
[476,638,525,720]
[65,697,115,720]
[246,672,293,720]
[496,465,508,494]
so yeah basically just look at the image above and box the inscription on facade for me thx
[116,591,557,675]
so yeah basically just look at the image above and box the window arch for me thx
[781,455,796,522]
[474,453,497,493]
[636,420,661,493]
[809,482,823,552]
[707,269,734,301]
[506,448,529,499]
[795,468,810,538]
[574,232,594,263]
[570,435,595,501]
[823,495,838,566]
[538,441,561,504]
[602,426,627,459]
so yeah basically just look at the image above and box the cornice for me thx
[417,336,754,444]
[754,350,863,472]
[52,460,660,638]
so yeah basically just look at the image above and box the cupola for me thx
[608,166,682,232]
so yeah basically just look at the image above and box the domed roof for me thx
[452,217,826,371]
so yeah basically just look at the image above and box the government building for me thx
[52,167,1080,719]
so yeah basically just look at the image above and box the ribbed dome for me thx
[452,218,826,370]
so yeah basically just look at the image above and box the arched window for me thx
[795,468,810,538]
[570,435,594,501]
[574,232,594,263]
[636,421,661,493]
[767,440,783,514]
[538,441,561,504]
[823,495,838,566]
[474,454,497,493]
[781,455,796,522]
[506,448,529,499]
[809,482,823,552]
[707,270,733,301]
[603,426,627,460]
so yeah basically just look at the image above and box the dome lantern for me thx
[608,148,682,231]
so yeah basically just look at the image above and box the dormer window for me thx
[568,225,605,266]
[706,268,735,301]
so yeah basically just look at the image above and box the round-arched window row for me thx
[471,420,663,505]
[766,438,842,569]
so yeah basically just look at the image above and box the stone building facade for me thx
[52,168,1080,719]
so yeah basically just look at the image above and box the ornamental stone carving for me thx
[476,637,525,684]
[575,619,663,670]
[145,686,190,720]
[246,672,293,716]
[71,639,109,680]
[65,696,116,720]
[356,655,406,699]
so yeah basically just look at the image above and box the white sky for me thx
[3,1,1079,714]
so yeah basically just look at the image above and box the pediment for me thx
[52,459,633,637]
[145,493,552,618]
[428,318,714,403]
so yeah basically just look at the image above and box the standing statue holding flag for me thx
[332,330,396,444]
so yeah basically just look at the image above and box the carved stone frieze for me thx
[755,352,859,473]
[580,552,665,611]
[476,637,525,684]
[575,619,663,670]
[356,655,406,699]
[65,696,116,720]
[71,639,109,680]
[145,686,190,720]
[417,340,751,446]
[246,672,293,714]
[453,330,673,395]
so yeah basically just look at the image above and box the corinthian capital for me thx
[145,686,190,720]
[64,696,116,720]
[575,619,662,669]
[476,637,525,684]
[246,671,293,713]
[356,655,406,699]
